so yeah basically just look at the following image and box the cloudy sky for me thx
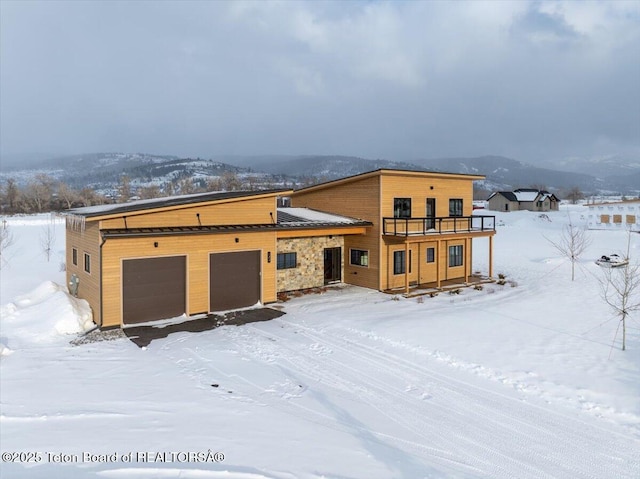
[1,0,639,165]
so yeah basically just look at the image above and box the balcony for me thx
[382,215,496,236]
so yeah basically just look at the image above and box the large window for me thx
[393,250,411,274]
[350,249,369,267]
[84,253,91,274]
[449,199,463,217]
[394,198,411,218]
[277,252,297,270]
[448,245,463,267]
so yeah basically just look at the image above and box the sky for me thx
[1,0,639,165]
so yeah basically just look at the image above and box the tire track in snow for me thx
[234,325,570,479]
[262,318,639,479]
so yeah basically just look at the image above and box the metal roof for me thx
[64,189,291,218]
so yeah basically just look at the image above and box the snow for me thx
[1,208,640,478]
[278,207,363,223]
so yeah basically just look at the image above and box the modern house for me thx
[586,199,640,232]
[487,189,559,212]
[64,169,496,328]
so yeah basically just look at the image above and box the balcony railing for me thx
[383,215,496,236]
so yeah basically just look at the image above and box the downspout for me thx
[99,232,107,328]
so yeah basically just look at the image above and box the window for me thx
[394,198,411,218]
[83,253,91,273]
[393,250,411,275]
[448,245,463,267]
[449,199,463,217]
[426,247,435,263]
[350,249,369,267]
[277,252,297,270]
[72,248,78,266]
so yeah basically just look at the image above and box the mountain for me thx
[1,152,637,198]
[411,156,602,192]
[226,155,429,180]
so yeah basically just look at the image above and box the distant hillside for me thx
[412,156,601,192]
[222,155,425,180]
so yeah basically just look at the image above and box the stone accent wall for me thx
[277,236,344,292]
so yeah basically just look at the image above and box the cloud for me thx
[0,0,638,164]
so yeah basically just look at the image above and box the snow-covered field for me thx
[1,208,639,478]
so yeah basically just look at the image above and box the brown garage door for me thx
[210,251,261,312]
[122,256,186,325]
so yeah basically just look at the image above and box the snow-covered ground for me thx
[1,208,639,478]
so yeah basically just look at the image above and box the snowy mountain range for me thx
[1,152,638,196]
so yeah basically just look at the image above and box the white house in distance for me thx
[487,189,559,212]
[587,199,640,232]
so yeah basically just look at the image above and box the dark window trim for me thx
[393,250,412,275]
[83,252,91,274]
[449,198,463,217]
[426,247,435,263]
[448,245,463,267]
[277,252,297,270]
[394,198,412,218]
[72,248,78,266]
[350,249,369,268]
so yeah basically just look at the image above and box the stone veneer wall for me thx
[277,235,344,292]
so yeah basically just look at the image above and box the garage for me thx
[210,250,261,312]
[122,256,187,325]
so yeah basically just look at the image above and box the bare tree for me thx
[22,174,55,212]
[545,218,591,281]
[57,183,79,209]
[2,179,19,213]
[0,219,15,268]
[599,234,640,351]
[139,184,161,199]
[118,175,132,203]
[40,220,56,262]
[565,186,584,205]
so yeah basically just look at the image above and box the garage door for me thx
[122,256,186,325]
[210,251,261,312]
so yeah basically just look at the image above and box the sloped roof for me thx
[63,189,291,219]
[489,191,518,201]
[277,207,366,225]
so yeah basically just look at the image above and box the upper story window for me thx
[394,198,411,218]
[449,199,463,217]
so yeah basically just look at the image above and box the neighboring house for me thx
[487,189,559,212]
[64,169,496,328]
[586,200,640,232]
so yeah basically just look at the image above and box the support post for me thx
[436,240,441,288]
[404,241,409,294]
[489,235,494,279]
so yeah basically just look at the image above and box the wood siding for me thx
[66,220,102,325]
[99,196,278,229]
[292,170,489,291]
[291,175,381,290]
[100,231,277,328]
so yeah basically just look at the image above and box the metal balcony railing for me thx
[382,216,496,236]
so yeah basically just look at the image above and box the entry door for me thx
[210,251,261,312]
[426,198,436,229]
[323,247,341,284]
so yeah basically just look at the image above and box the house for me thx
[290,169,496,294]
[64,169,496,328]
[487,189,559,212]
[586,199,640,232]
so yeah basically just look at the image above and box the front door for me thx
[323,247,341,284]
